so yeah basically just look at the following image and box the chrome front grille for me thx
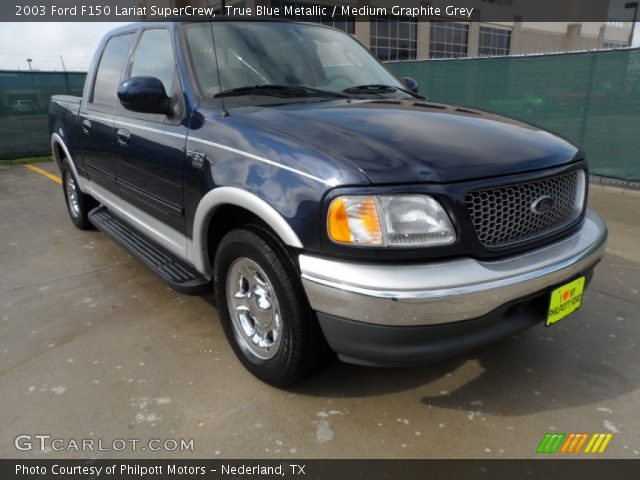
[465,170,586,248]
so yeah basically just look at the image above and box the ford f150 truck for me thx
[49,19,607,386]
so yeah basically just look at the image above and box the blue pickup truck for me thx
[49,19,607,386]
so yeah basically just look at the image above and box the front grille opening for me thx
[465,170,585,248]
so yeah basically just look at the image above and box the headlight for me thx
[327,195,456,247]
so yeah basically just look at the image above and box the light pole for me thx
[626,1,639,46]
[26,58,33,71]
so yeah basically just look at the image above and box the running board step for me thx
[89,206,210,295]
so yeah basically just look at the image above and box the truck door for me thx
[79,32,135,194]
[113,28,187,234]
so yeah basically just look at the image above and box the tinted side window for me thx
[130,29,176,94]
[91,33,135,107]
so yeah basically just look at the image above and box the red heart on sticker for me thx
[562,290,570,301]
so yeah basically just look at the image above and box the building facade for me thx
[158,0,634,61]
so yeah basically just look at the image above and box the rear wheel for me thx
[213,226,327,387]
[62,161,96,230]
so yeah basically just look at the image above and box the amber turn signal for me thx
[327,196,383,245]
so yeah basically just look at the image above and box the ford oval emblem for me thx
[531,195,555,214]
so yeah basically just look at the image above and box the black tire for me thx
[213,225,328,387]
[61,160,96,230]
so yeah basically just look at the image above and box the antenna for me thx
[206,0,228,116]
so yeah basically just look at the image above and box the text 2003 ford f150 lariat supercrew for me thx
[49,20,607,386]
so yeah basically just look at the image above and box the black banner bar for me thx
[1,0,636,22]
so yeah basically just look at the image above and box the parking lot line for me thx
[24,163,62,185]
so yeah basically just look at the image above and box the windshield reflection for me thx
[183,21,408,103]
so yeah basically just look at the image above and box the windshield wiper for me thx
[343,84,422,98]
[214,84,349,99]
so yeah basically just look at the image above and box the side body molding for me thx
[191,186,304,274]
[53,133,190,262]
[52,133,302,276]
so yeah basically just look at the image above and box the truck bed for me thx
[49,95,82,150]
[49,95,83,174]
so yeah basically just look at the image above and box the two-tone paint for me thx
[50,21,589,274]
[48,20,609,368]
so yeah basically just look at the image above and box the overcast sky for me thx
[0,23,130,71]
[0,22,638,71]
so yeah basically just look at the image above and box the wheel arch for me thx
[191,187,304,275]
[51,133,81,185]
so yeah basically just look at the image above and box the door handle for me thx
[81,119,92,134]
[116,128,130,145]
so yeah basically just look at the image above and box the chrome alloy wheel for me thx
[65,172,80,218]
[226,257,283,360]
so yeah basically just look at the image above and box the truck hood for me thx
[236,99,579,184]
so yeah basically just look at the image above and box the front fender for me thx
[189,186,304,274]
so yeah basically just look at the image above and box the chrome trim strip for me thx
[191,186,304,274]
[300,210,607,326]
[189,137,334,186]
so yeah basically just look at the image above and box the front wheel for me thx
[213,226,327,387]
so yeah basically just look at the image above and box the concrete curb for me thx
[590,175,640,197]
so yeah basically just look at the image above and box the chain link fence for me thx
[388,48,640,180]
[0,71,85,159]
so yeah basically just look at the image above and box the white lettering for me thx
[15,465,46,474]
[15,435,31,451]
[445,6,474,18]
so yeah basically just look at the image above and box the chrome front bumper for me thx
[300,209,607,327]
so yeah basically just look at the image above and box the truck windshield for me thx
[183,21,409,103]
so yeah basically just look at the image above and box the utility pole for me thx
[625,2,639,46]
[60,55,71,93]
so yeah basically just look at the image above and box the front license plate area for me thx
[546,276,586,326]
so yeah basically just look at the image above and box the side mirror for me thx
[401,77,419,94]
[117,76,171,115]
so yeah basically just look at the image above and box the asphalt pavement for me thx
[1,163,638,459]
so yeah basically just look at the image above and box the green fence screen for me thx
[389,48,640,180]
[0,71,86,159]
[2,50,639,180]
